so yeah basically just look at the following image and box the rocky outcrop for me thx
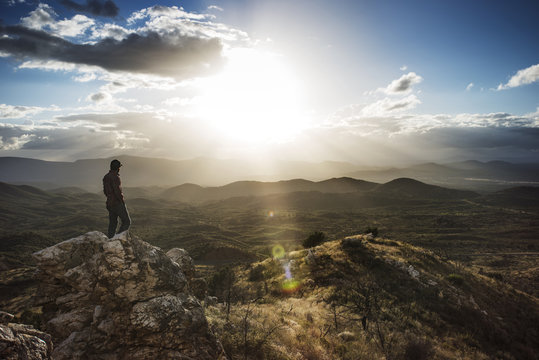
[0,310,53,360]
[33,231,226,360]
[166,248,208,300]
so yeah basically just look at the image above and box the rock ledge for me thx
[33,231,225,360]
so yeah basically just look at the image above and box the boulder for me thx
[166,248,195,281]
[0,314,53,360]
[190,277,208,300]
[33,231,226,360]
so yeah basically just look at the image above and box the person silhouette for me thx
[102,159,131,238]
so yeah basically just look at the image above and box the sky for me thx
[0,0,538,166]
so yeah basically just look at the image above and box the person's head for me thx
[110,159,122,171]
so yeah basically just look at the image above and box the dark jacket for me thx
[103,170,124,209]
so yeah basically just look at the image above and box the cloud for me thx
[127,5,211,24]
[295,109,539,164]
[381,72,423,94]
[466,82,474,91]
[7,0,28,5]
[208,5,224,12]
[400,65,407,71]
[90,23,133,41]
[60,0,119,18]
[128,5,249,43]
[87,92,111,103]
[0,25,224,78]
[48,112,223,158]
[498,64,539,90]
[358,95,421,117]
[20,4,95,38]
[0,121,147,152]
[2,107,538,165]
[20,3,57,30]
[0,104,59,119]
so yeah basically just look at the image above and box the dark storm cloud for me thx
[61,0,119,18]
[0,25,223,78]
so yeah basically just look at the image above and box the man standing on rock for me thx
[103,159,131,238]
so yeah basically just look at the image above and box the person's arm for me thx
[112,174,125,203]
[103,176,111,197]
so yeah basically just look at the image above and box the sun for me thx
[192,47,309,143]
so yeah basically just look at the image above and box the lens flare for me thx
[268,210,274,217]
[284,262,292,279]
[272,245,285,259]
[281,279,301,294]
[272,245,302,294]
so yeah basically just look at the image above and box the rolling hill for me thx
[372,178,479,199]
[161,177,378,203]
[0,156,361,191]
[2,156,539,192]
[347,160,539,191]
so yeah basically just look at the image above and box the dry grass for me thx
[205,234,538,359]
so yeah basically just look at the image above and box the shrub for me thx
[364,226,379,237]
[485,271,503,281]
[248,264,266,282]
[302,231,327,248]
[403,337,434,360]
[447,273,464,286]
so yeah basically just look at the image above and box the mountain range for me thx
[0,156,359,191]
[1,156,539,192]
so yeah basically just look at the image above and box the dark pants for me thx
[107,202,131,238]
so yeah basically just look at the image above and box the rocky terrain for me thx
[30,231,225,359]
[0,310,52,360]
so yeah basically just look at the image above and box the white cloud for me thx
[208,5,224,12]
[19,60,80,72]
[0,120,150,153]
[380,72,423,94]
[0,104,59,119]
[466,82,474,91]
[73,72,97,82]
[127,5,211,25]
[20,4,94,38]
[8,0,27,5]
[20,3,56,30]
[400,65,407,71]
[162,97,196,107]
[359,95,421,117]
[90,23,133,41]
[128,5,249,43]
[498,64,539,90]
[53,15,95,37]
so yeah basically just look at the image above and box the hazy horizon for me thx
[1,0,538,166]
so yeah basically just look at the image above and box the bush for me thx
[447,273,464,286]
[248,264,266,282]
[302,231,326,248]
[403,337,434,360]
[485,271,503,281]
[364,226,378,237]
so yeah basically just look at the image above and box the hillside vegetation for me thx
[206,235,538,359]
[0,175,538,358]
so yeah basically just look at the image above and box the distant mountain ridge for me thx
[2,175,484,209]
[162,177,378,203]
[1,156,539,192]
[347,160,539,191]
[0,156,360,191]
